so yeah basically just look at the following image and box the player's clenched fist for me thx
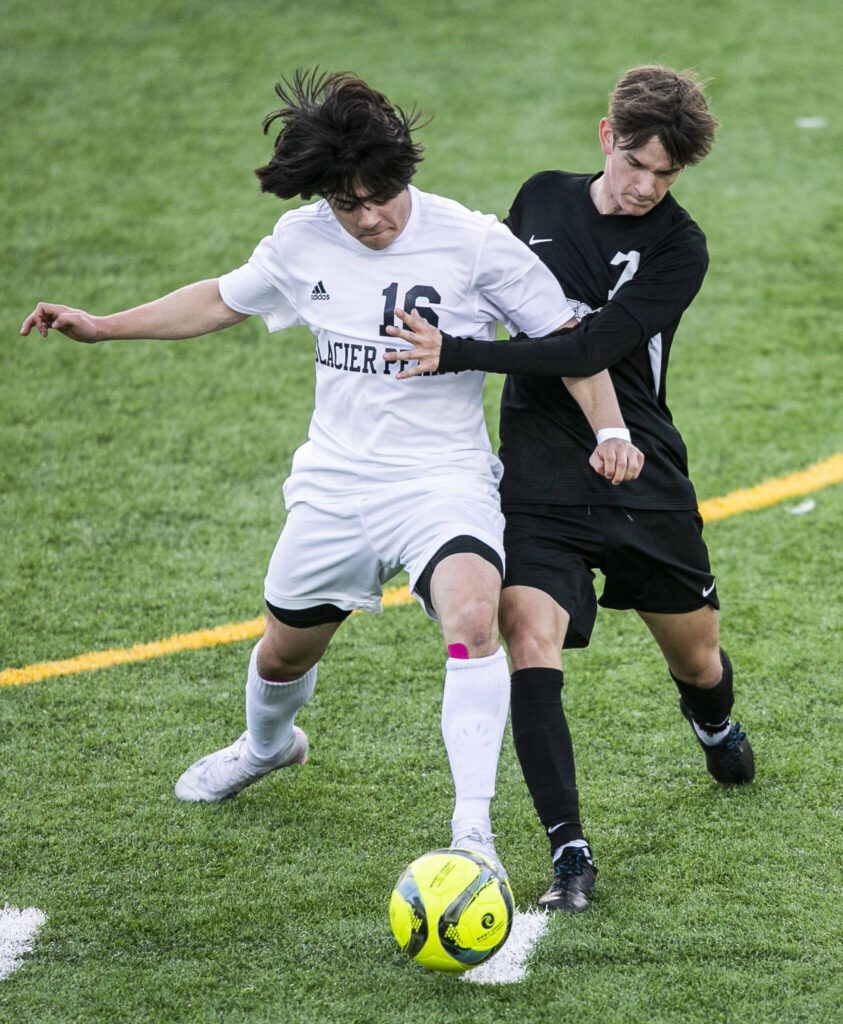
[20,303,102,343]
[589,439,645,485]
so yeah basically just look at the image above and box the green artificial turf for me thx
[2,1,841,1021]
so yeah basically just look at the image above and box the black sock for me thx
[511,668,583,860]
[671,648,735,732]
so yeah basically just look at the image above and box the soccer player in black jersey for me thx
[385,65,755,912]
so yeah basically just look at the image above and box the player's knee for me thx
[256,638,315,682]
[445,594,499,656]
[669,645,722,688]
[502,618,559,671]
[506,633,559,671]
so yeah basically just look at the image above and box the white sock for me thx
[244,644,316,762]
[691,718,732,746]
[441,646,510,834]
[553,839,592,864]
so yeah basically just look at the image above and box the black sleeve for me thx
[438,302,645,377]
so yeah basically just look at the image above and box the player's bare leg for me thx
[432,553,500,658]
[637,605,721,685]
[175,614,343,802]
[501,586,597,910]
[430,553,508,867]
[500,585,567,671]
[639,607,754,783]
[257,611,341,680]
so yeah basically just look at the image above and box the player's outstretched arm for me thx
[384,304,645,379]
[20,279,247,344]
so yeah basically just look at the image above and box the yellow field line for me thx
[698,452,843,522]
[0,618,265,690]
[2,454,841,689]
[0,585,413,688]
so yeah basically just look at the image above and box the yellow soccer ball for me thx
[389,848,514,972]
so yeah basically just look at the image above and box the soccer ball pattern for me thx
[389,848,514,972]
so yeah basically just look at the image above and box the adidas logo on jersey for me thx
[310,281,330,300]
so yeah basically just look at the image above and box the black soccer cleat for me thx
[538,844,597,913]
[680,700,755,785]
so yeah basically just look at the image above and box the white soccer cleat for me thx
[174,728,308,802]
[450,819,506,878]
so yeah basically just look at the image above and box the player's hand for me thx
[589,439,645,485]
[384,308,442,378]
[20,303,103,343]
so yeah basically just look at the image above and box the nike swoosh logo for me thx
[528,235,553,245]
[702,581,716,597]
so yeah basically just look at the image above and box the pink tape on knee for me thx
[447,643,470,660]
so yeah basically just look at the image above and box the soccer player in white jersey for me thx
[20,70,642,869]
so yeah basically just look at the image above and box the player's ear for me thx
[598,118,613,156]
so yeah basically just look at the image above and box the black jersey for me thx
[499,170,709,510]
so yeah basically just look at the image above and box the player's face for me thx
[328,187,412,250]
[596,119,683,216]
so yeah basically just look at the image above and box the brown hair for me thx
[608,65,718,167]
[255,69,425,206]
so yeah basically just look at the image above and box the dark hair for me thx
[608,66,718,167]
[255,69,425,206]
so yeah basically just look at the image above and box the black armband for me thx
[438,303,646,377]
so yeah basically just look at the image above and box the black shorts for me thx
[503,505,719,649]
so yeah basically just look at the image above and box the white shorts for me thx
[264,474,505,619]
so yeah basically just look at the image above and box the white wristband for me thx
[596,427,631,445]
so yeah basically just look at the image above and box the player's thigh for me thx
[373,476,506,620]
[502,508,599,655]
[264,500,385,615]
[600,508,718,615]
[637,606,721,685]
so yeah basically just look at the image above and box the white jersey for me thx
[219,185,573,504]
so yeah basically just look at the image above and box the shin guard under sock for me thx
[245,644,316,762]
[442,646,510,830]
[511,667,583,857]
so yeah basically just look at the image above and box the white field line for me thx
[0,905,47,981]
[788,499,816,515]
[462,909,549,985]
